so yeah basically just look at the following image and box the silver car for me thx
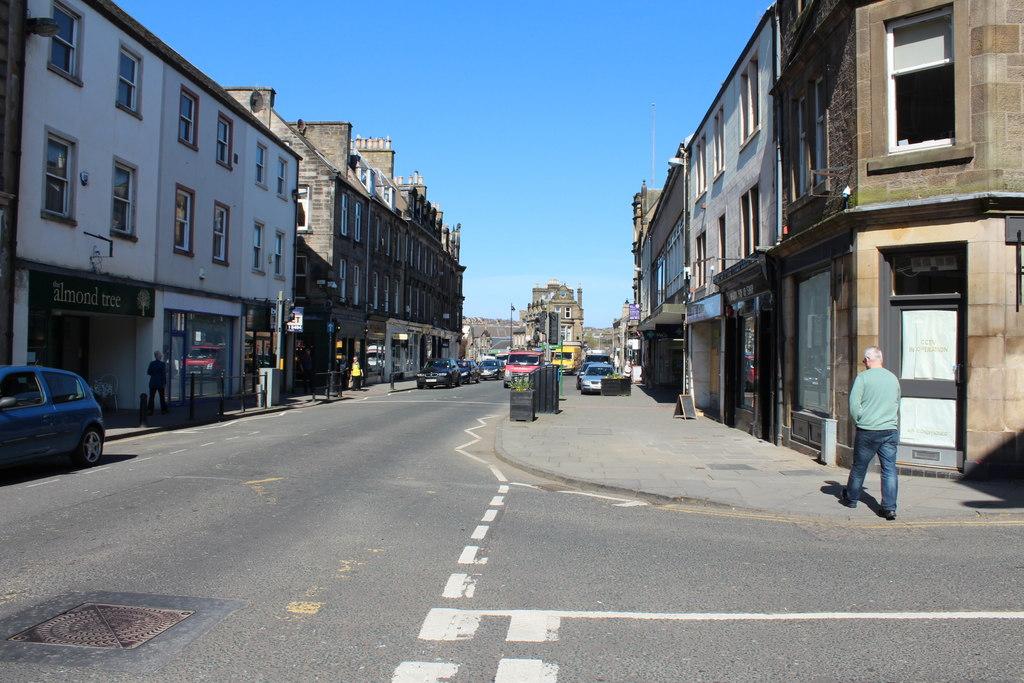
[578,363,614,394]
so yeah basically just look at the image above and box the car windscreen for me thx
[481,360,499,367]
[457,361,471,368]
[423,360,450,370]
[507,355,541,365]
[586,366,614,377]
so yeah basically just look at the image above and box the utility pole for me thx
[275,291,285,370]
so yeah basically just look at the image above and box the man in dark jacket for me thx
[147,351,169,414]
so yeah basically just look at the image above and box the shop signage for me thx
[629,304,640,321]
[686,294,722,324]
[286,306,304,332]
[30,270,154,317]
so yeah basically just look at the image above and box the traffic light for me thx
[285,300,297,323]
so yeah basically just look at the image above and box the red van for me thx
[502,350,543,388]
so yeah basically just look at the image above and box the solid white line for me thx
[559,490,634,503]
[442,573,477,599]
[470,525,489,540]
[198,442,216,448]
[510,482,539,489]
[489,465,508,482]
[495,658,559,682]
[457,546,488,565]
[482,509,498,522]
[75,466,112,475]
[25,479,59,488]
[418,607,1024,642]
[134,456,153,462]
[391,661,459,682]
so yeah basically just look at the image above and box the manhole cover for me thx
[8,603,194,650]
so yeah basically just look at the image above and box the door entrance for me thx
[882,249,965,470]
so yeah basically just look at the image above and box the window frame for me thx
[212,201,230,264]
[215,113,234,168]
[340,194,349,236]
[276,158,287,196]
[252,221,264,271]
[740,185,760,256]
[273,230,285,277]
[116,47,141,114]
[44,133,74,220]
[255,143,267,186]
[886,6,955,153]
[178,87,199,149]
[354,202,362,242]
[111,160,136,236]
[173,185,195,255]
[338,259,348,301]
[712,107,724,177]
[49,3,80,81]
[740,57,760,141]
[296,186,309,232]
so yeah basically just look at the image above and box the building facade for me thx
[12,0,298,408]
[523,280,584,354]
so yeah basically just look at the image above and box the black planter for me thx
[600,378,631,396]
[509,390,536,421]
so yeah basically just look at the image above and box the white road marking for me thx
[25,479,59,488]
[470,525,489,540]
[442,573,477,598]
[490,496,505,506]
[198,442,216,448]
[457,546,488,565]
[134,456,153,462]
[482,509,498,522]
[391,661,459,682]
[498,485,509,493]
[559,490,642,504]
[510,482,539,489]
[170,449,188,454]
[490,465,508,482]
[419,608,1024,642]
[613,501,648,507]
[75,466,112,475]
[495,658,559,682]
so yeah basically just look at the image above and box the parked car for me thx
[576,362,599,390]
[0,365,105,469]
[578,363,614,394]
[185,344,226,376]
[457,360,481,384]
[416,358,461,389]
[479,358,504,380]
[503,350,544,388]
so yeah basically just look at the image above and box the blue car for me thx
[578,363,615,394]
[0,365,105,469]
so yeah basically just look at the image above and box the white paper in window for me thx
[901,310,956,380]
[900,397,955,448]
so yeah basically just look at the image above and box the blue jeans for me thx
[846,429,899,511]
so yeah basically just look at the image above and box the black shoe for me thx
[877,508,897,521]
[838,489,857,508]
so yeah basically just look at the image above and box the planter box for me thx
[509,390,536,422]
[600,378,631,396]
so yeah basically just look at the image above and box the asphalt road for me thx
[0,380,1021,682]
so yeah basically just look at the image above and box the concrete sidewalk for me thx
[494,383,1024,522]
[103,377,420,441]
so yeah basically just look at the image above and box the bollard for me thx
[390,372,395,392]
[138,393,148,427]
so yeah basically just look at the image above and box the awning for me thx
[637,303,686,331]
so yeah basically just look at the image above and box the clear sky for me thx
[115,0,773,329]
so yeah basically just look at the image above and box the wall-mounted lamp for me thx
[26,17,60,37]
[667,157,685,166]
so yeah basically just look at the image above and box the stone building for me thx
[774,0,1024,477]
[524,280,584,352]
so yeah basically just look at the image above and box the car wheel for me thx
[70,427,103,467]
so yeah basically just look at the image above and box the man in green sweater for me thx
[840,346,901,520]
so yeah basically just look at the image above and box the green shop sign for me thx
[30,270,155,317]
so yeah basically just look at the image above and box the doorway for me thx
[882,248,965,470]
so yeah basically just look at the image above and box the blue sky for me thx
[116,0,773,329]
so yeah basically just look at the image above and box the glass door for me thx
[883,250,965,469]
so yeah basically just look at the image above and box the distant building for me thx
[524,280,584,350]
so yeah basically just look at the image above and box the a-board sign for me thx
[674,394,697,419]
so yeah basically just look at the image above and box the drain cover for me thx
[7,603,194,650]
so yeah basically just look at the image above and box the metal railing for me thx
[310,371,346,402]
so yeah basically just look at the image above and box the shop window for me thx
[796,270,831,414]
[739,314,756,409]
[891,253,964,295]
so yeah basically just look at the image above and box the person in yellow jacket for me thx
[350,357,364,390]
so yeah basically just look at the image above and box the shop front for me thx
[24,269,154,408]
[686,294,723,419]
[163,298,237,404]
[637,303,686,388]
[715,257,774,441]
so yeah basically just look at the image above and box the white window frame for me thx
[174,186,194,253]
[354,202,362,242]
[338,259,348,301]
[111,161,135,235]
[712,108,724,176]
[216,114,233,167]
[178,88,198,147]
[740,57,760,140]
[740,185,759,256]
[252,221,264,271]
[49,3,79,79]
[384,276,390,313]
[116,48,140,112]
[255,143,267,186]
[372,271,379,309]
[44,134,73,218]
[296,186,309,232]
[813,78,827,185]
[353,264,361,306]
[694,136,707,196]
[273,231,284,277]
[276,158,287,195]
[212,203,229,263]
[886,7,955,152]
[340,194,349,236]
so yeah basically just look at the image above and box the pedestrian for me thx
[350,356,363,390]
[147,350,169,415]
[300,349,314,395]
[840,346,901,520]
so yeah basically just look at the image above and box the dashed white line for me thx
[498,485,509,493]
[198,442,216,448]
[442,573,477,599]
[482,509,498,522]
[489,495,505,507]
[391,661,459,682]
[470,525,489,540]
[26,479,59,488]
[457,546,488,565]
[495,658,559,682]
[169,449,188,454]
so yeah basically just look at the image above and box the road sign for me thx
[286,306,304,332]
